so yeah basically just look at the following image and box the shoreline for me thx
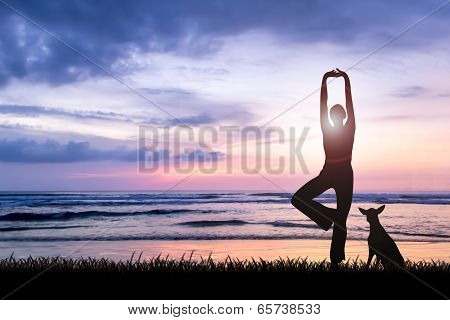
[1,239,448,262]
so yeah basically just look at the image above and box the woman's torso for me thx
[323,124,355,164]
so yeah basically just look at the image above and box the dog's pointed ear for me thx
[376,205,386,215]
[358,207,367,215]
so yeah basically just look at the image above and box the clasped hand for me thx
[324,68,347,79]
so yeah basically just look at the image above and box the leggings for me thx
[291,162,353,263]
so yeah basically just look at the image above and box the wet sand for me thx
[1,239,448,261]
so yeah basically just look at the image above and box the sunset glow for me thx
[0,1,449,192]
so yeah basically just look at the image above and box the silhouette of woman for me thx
[291,69,355,264]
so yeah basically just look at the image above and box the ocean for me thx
[0,191,448,260]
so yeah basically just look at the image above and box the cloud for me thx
[165,114,216,126]
[391,86,428,98]
[0,104,214,127]
[0,138,225,163]
[0,1,447,86]
[0,138,136,162]
[173,149,225,163]
[139,88,195,96]
[0,97,255,127]
[437,92,450,98]
[0,104,130,121]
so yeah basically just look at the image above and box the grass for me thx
[0,254,448,299]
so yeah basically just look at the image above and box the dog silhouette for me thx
[359,205,405,270]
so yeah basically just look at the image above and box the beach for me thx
[0,191,448,261]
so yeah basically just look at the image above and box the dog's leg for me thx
[366,247,374,269]
[374,255,381,269]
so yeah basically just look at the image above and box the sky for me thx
[0,0,449,191]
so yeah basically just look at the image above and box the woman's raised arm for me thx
[320,70,338,131]
[337,69,355,130]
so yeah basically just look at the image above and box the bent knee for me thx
[291,191,306,207]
